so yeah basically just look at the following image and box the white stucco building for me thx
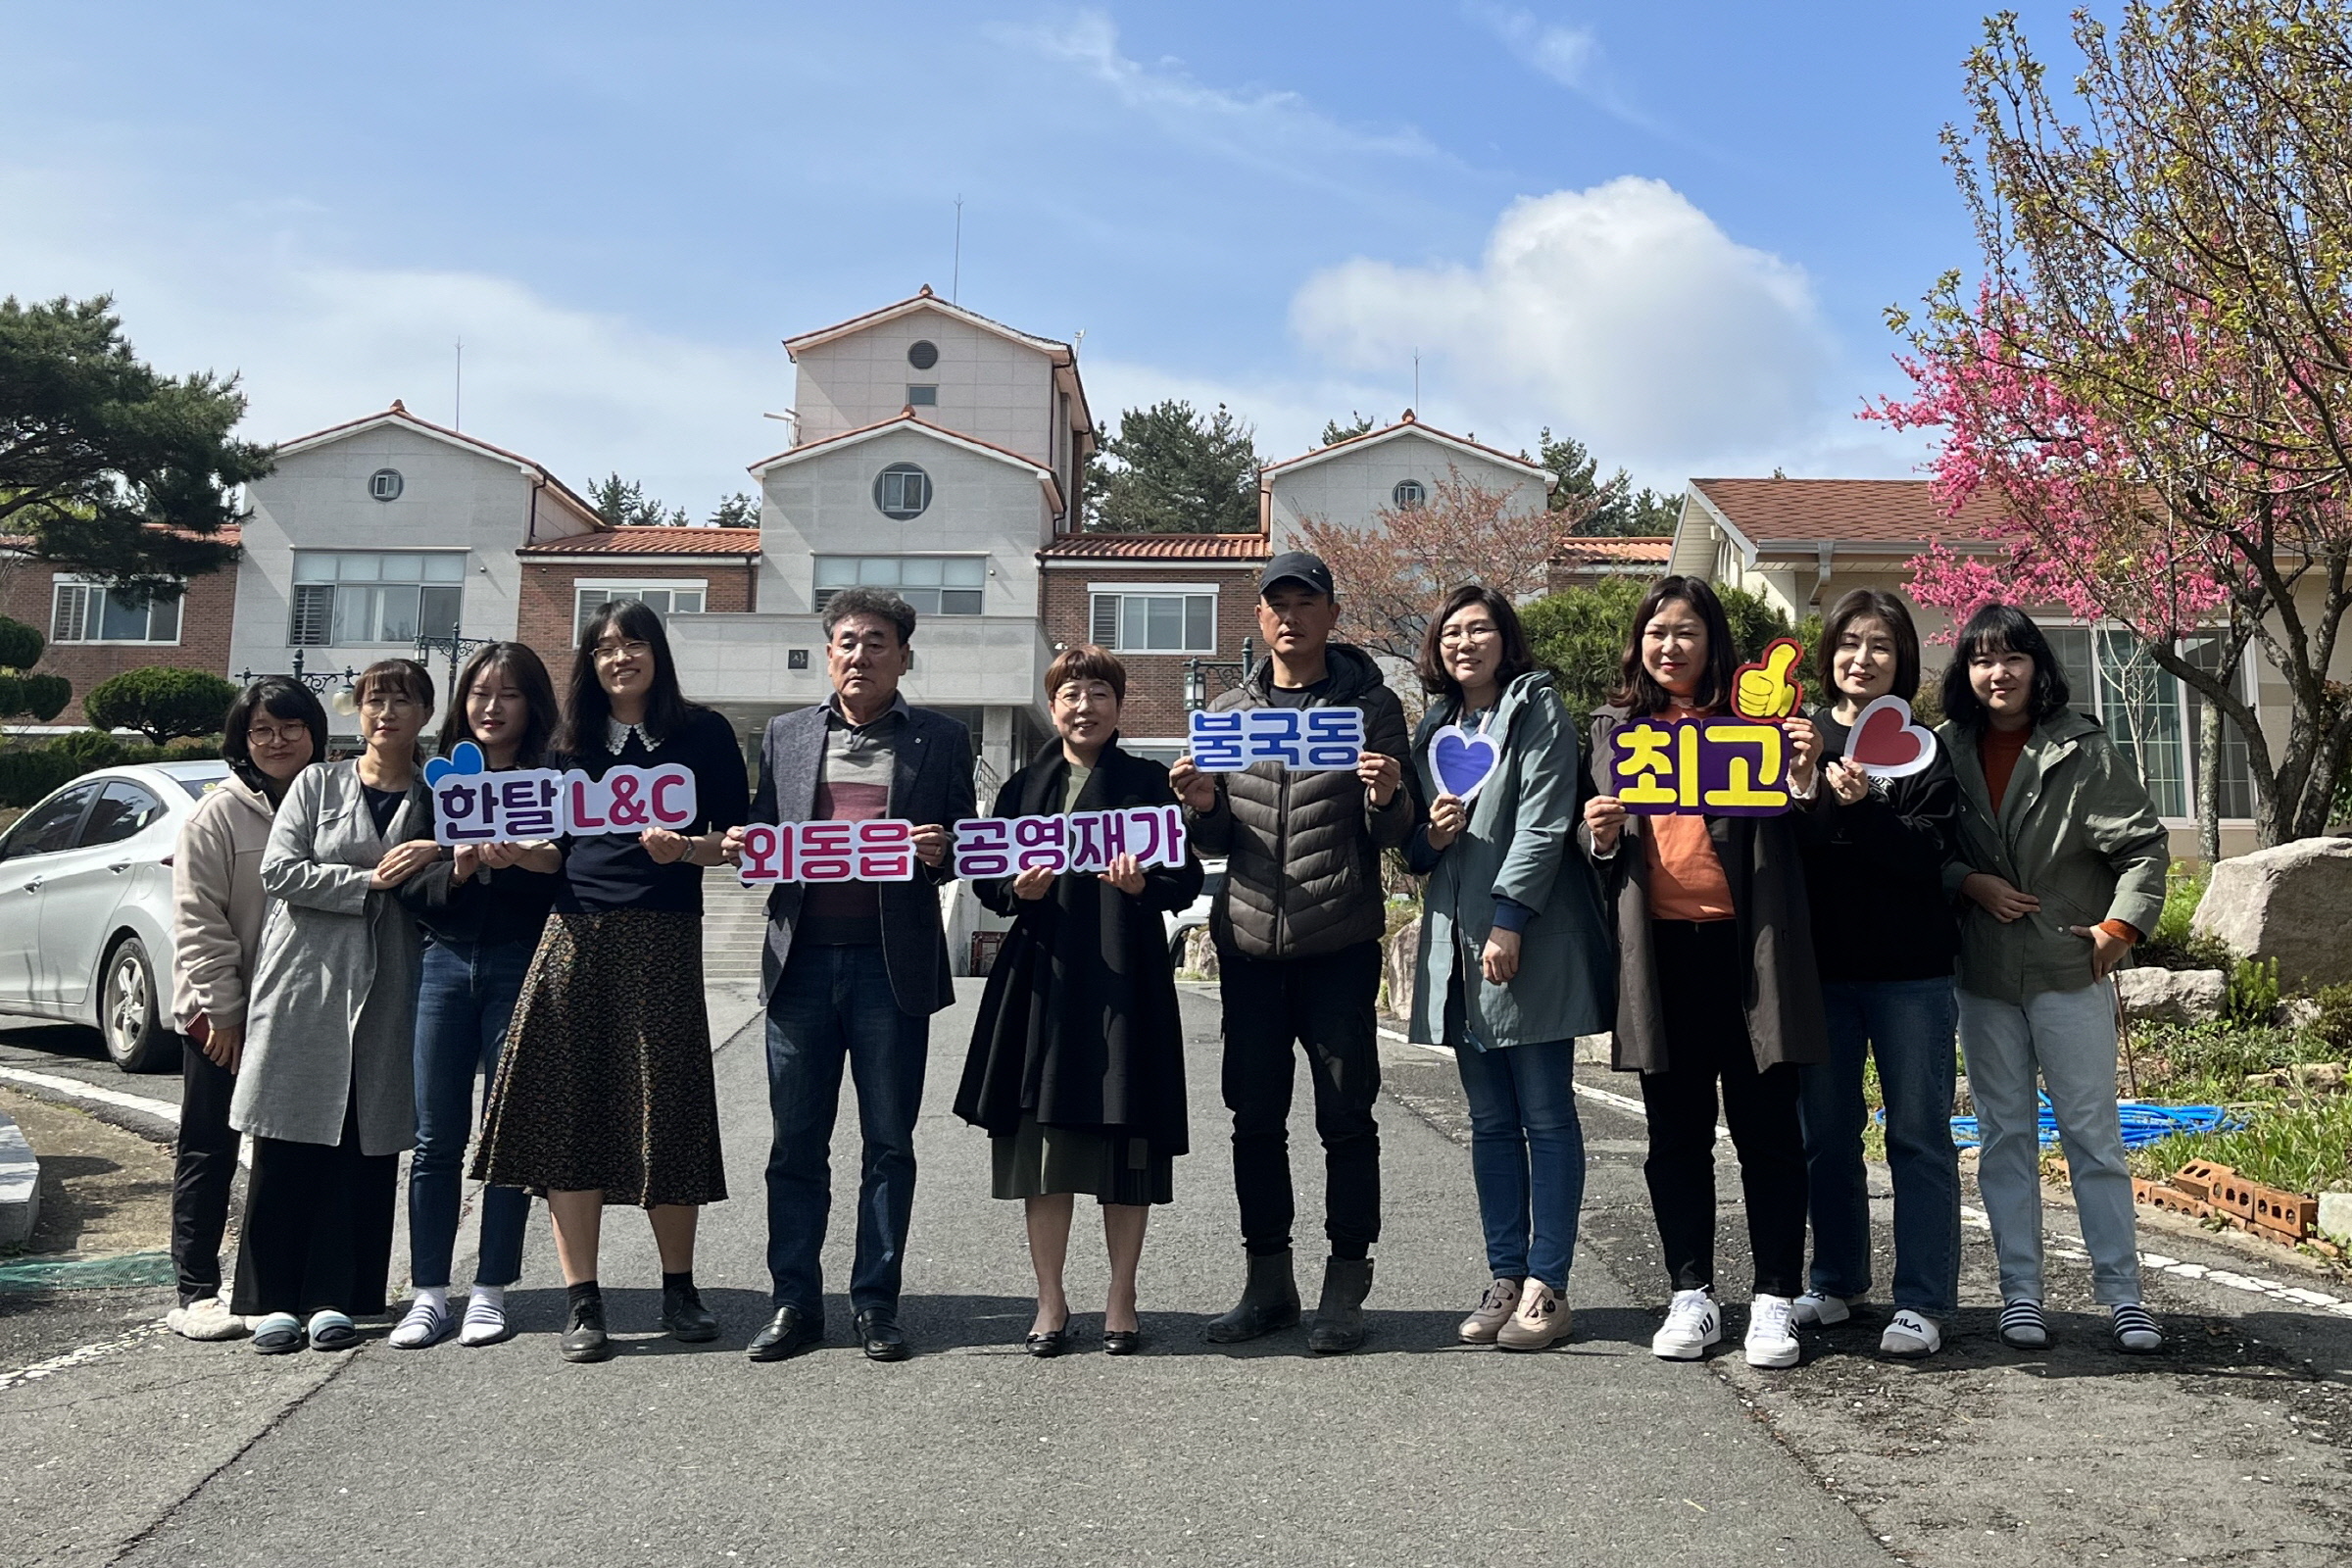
[1259,412,1555,547]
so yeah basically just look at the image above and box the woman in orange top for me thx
[1582,576,1828,1369]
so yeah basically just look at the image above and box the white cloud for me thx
[1004,10,1448,188]
[1289,177,1840,482]
[1079,354,1409,466]
[0,168,779,513]
[1466,4,1598,90]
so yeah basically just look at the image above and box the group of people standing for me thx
[161,543,2169,1369]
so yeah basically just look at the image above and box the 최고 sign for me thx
[1608,716,1793,817]
[1187,708,1363,772]
[424,741,698,845]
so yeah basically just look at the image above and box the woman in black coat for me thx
[955,645,1202,1358]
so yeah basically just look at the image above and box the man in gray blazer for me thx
[724,588,976,1365]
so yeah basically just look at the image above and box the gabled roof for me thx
[1038,531,1270,564]
[1687,478,2006,551]
[1259,411,1557,488]
[270,402,603,527]
[748,412,1065,514]
[783,285,1073,363]
[517,526,760,559]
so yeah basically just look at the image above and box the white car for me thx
[0,760,231,1071]
[1165,858,1225,966]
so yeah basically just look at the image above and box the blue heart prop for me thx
[1430,724,1501,801]
[422,739,486,786]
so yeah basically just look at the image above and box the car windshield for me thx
[170,771,229,800]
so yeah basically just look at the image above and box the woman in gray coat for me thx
[230,660,439,1353]
[1406,585,1612,1352]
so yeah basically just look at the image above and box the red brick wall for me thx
[0,560,237,721]
[1038,565,1265,741]
[515,559,758,689]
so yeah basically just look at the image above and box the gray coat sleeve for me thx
[260,768,371,914]
[1492,691,1575,916]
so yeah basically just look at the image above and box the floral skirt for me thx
[471,910,727,1208]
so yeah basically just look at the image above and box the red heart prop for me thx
[1847,698,1930,772]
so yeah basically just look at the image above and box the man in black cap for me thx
[1169,549,1415,1353]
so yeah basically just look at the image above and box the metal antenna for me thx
[953,196,963,302]
[454,338,464,430]
[1413,349,1420,414]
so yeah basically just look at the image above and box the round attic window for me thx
[369,468,405,502]
[1392,478,1426,510]
[906,339,940,370]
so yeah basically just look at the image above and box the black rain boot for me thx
[1306,1257,1374,1355]
[1202,1250,1301,1344]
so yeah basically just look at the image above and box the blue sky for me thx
[2,1,2098,514]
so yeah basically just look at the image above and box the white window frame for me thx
[287,551,467,648]
[49,576,184,646]
[812,555,987,616]
[2042,619,2257,826]
[1086,581,1218,656]
[573,579,710,641]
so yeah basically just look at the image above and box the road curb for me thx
[0,1105,40,1246]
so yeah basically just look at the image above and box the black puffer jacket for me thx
[1190,643,1415,960]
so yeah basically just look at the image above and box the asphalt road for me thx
[5,984,2352,1567]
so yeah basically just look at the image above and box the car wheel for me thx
[100,936,172,1073]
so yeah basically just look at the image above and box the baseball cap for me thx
[1260,551,1335,598]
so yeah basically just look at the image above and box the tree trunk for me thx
[2198,690,2222,865]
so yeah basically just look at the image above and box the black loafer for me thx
[1102,1328,1143,1356]
[661,1283,720,1344]
[746,1305,822,1363]
[1024,1323,1069,1358]
[560,1298,613,1364]
[855,1306,909,1362]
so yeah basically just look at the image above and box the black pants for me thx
[1639,920,1808,1298]
[171,1036,242,1305]
[1218,940,1383,1259]
[229,1091,398,1318]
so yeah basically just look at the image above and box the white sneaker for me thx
[1457,1276,1522,1345]
[1496,1279,1571,1351]
[166,1297,249,1342]
[1650,1289,1721,1360]
[1744,1294,1799,1368]
[1880,1309,1941,1358]
[1790,1290,1856,1327]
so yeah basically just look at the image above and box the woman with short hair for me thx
[389,642,564,1350]
[166,676,330,1342]
[1404,584,1611,1351]
[231,659,438,1353]
[955,644,1201,1356]
[1788,589,1964,1357]
[471,600,750,1364]
[1940,604,2170,1354]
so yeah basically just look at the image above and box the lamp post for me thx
[1182,636,1254,713]
[414,632,494,696]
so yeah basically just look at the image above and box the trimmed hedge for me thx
[0,732,221,808]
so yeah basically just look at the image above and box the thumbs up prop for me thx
[1732,638,1806,721]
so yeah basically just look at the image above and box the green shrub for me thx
[0,747,80,808]
[48,728,127,768]
[2310,983,2352,1056]
[2138,864,2232,970]
[2226,956,2281,1029]
[83,666,240,745]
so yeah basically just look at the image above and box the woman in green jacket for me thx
[1940,605,2170,1355]
[1405,584,1613,1351]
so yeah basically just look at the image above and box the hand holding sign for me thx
[1733,639,1805,721]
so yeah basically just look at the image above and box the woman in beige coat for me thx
[166,677,328,1342]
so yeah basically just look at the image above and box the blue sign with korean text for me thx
[1187,707,1364,772]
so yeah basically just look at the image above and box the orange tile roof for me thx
[1038,532,1271,563]
[782,285,1073,361]
[1690,478,2004,547]
[517,526,760,558]
[1259,410,1554,483]
[1551,535,1672,563]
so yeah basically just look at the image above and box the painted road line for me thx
[0,1065,249,1167]
[0,1319,167,1395]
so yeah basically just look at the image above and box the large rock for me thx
[2116,966,2229,1024]
[1385,915,1421,1020]
[2192,837,2352,990]
[1182,926,1218,981]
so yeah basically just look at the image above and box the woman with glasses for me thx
[472,601,750,1363]
[166,676,331,1342]
[1404,585,1611,1351]
[231,660,438,1353]
[388,643,564,1350]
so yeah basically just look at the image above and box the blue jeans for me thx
[1797,978,1961,1317]
[1454,1037,1587,1290]
[410,939,534,1290]
[762,943,931,1317]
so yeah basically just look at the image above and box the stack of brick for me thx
[2132,1160,2333,1254]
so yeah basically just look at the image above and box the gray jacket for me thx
[231,761,428,1154]
[1940,710,2170,1004]
[1406,670,1614,1050]
[1189,643,1415,960]
[171,773,279,1033]
[749,700,977,1017]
